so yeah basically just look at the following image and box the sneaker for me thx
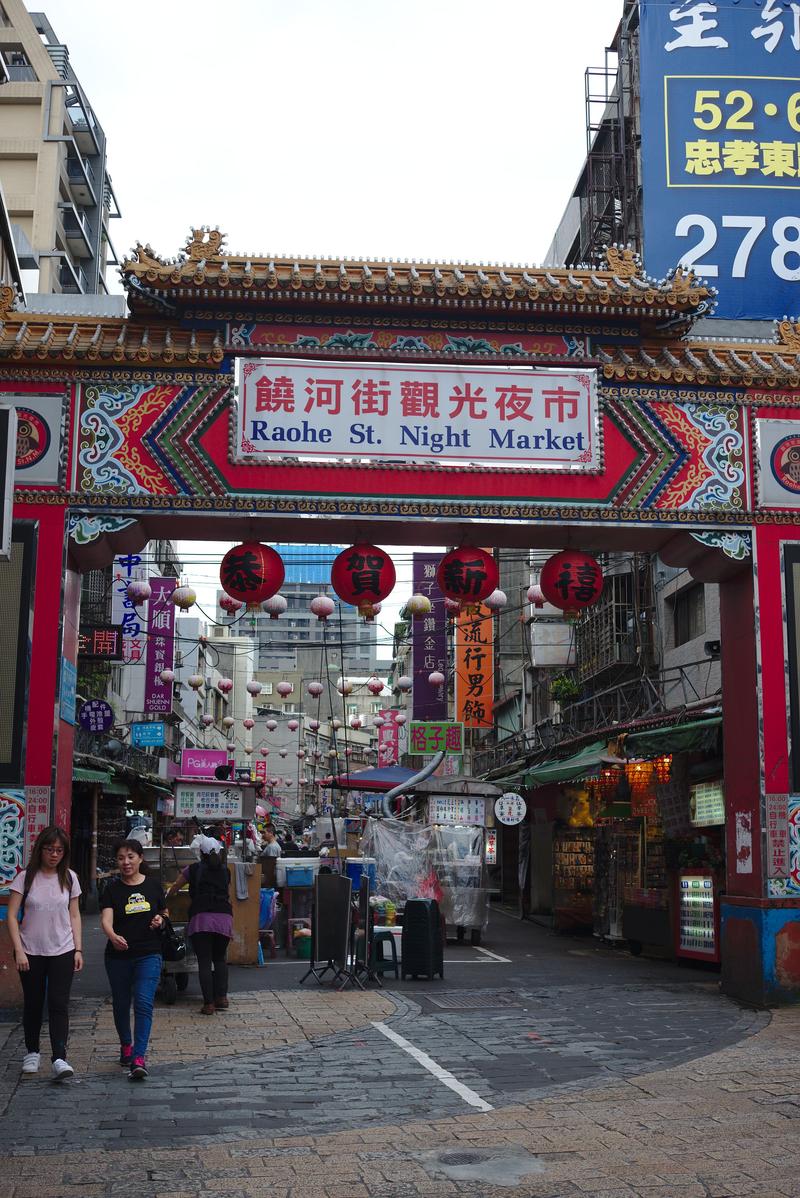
[21,1052,40,1076]
[119,1044,132,1069]
[128,1056,148,1081]
[51,1059,74,1082]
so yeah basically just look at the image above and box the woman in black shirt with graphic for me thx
[100,839,167,1080]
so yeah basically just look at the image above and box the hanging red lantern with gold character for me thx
[330,543,396,619]
[539,550,603,621]
[219,542,285,606]
[436,546,499,606]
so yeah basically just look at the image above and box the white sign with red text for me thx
[236,359,599,471]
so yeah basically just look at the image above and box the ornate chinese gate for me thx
[3,229,800,1003]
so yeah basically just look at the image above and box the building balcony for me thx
[65,151,96,207]
[59,202,92,259]
[65,97,100,156]
[58,256,90,294]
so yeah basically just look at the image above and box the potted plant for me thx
[550,673,581,704]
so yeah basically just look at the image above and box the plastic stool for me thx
[371,928,399,979]
[259,929,277,959]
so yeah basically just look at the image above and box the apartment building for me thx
[0,1,120,294]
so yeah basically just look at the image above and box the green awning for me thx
[102,780,129,796]
[524,740,609,787]
[625,716,722,757]
[73,766,112,784]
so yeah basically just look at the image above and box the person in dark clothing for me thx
[166,835,232,1014]
[101,839,167,1081]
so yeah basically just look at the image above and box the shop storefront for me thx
[522,712,725,963]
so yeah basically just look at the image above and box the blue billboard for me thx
[640,0,800,319]
[131,721,166,747]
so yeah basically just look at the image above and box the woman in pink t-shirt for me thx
[7,826,82,1081]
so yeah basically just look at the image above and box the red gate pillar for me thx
[720,525,800,1005]
[17,502,80,834]
[0,505,79,1006]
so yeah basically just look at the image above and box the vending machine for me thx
[674,869,720,963]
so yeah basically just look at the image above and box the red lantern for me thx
[219,542,284,605]
[436,547,499,605]
[330,543,396,618]
[539,550,603,620]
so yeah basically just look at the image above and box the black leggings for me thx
[191,932,230,1004]
[19,951,75,1061]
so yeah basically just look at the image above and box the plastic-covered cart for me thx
[143,843,200,1004]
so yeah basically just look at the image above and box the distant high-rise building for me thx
[216,544,379,680]
[0,1,121,294]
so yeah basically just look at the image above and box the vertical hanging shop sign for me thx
[412,553,447,721]
[455,600,494,729]
[144,578,176,714]
[640,0,800,319]
[111,553,148,663]
[377,709,402,764]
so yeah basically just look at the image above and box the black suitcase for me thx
[401,898,444,979]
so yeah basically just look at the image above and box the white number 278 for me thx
[675,213,800,281]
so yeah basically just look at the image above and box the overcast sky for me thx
[39,0,622,270]
[39,0,622,634]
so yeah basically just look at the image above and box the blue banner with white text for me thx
[640,0,800,318]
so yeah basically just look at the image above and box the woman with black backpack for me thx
[165,834,232,1014]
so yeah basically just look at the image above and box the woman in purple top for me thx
[166,835,232,1014]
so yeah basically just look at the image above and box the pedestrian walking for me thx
[165,835,232,1014]
[6,826,82,1080]
[100,839,167,1080]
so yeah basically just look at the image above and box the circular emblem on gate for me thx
[15,408,50,470]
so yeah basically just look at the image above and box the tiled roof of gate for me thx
[118,229,716,318]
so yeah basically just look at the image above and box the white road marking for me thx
[372,1020,494,1112]
[474,946,512,963]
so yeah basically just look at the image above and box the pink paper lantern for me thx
[397,675,412,691]
[201,714,214,727]
[287,719,299,732]
[308,719,320,732]
[187,673,204,690]
[394,713,407,726]
[246,680,262,696]
[217,678,233,694]
[428,671,445,687]
[260,747,269,757]
[220,594,243,615]
[126,579,151,604]
[367,677,384,696]
[310,594,335,622]
[296,749,305,759]
[261,593,287,619]
[266,719,278,732]
[276,681,293,698]
[243,717,255,730]
[373,715,386,727]
[527,584,545,609]
[171,585,196,611]
[484,588,507,611]
[159,668,175,685]
[307,680,324,697]
[350,717,362,730]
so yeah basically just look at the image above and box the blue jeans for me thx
[105,954,161,1059]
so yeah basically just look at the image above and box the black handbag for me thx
[160,916,186,962]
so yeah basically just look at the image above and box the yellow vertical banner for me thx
[455,600,494,729]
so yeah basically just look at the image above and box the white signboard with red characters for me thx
[495,793,527,826]
[236,359,599,471]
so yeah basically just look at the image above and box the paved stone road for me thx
[0,914,794,1197]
